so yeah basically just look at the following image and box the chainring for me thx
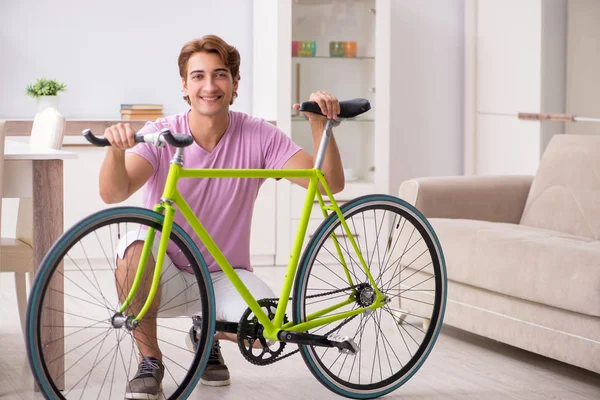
[237,299,288,366]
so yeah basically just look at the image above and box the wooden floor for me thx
[1,267,599,400]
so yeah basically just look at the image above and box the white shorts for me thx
[116,230,276,323]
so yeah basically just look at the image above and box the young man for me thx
[100,35,345,399]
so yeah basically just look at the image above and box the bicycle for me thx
[26,98,447,399]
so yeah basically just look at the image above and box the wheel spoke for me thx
[296,197,446,395]
[29,211,213,399]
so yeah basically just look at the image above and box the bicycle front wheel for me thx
[26,207,215,400]
[293,195,447,399]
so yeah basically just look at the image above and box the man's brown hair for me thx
[178,35,241,105]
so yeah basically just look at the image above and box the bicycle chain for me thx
[263,282,367,304]
[260,283,367,363]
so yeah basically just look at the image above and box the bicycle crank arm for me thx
[192,315,239,334]
[278,331,360,355]
[216,321,239,334]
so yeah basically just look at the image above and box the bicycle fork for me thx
[113,204,175,330]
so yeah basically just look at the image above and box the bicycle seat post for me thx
[171,147,184,166]
[314,118,341,170]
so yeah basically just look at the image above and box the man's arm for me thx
[283,91,345,194]
[99,123,154,204]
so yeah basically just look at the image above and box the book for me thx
[120,109,163,116]
[121,114,163,121]
[120,104,163,110]
[121,114,164,121]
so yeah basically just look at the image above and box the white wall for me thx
[566,0,600,135]
[2,0,466,240]
[466,0,567,176]
[0,0,254,119]
[540,0,567,151]
[1,0,254,237]
[389,0,464,191]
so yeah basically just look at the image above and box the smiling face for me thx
[182,51,239,118]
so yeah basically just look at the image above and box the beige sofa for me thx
[398,134,600,374]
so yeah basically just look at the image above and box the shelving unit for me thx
[252,0,391,264]
[290,0,384,186]
[292,56,375,60]
[291,116,374,122]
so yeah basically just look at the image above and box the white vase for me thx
[37,95,60,112]
[30,108,66,150]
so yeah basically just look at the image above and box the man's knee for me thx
[117,241,153,270]
[120,239,144,261]
[115,241,156,292]
[115,240,158,308]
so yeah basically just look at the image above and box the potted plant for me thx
[25,78,67,111]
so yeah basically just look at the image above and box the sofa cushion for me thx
[430,218,600,317]
[520,134,600,240]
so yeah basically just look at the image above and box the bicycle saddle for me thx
[298,98,371,119]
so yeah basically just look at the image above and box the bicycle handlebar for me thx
[82,128,195,148]
[83,97,371,148]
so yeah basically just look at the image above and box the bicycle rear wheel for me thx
[26,207,215,400]
[293,195,447,399]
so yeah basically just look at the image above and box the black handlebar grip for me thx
[82,128,193,148]
[161,129,195,147]
[82,129,152,147]
[82,129,110,146]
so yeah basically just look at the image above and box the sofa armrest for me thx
[398,175,534,223]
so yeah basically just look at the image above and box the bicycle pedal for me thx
[327,334,360,355]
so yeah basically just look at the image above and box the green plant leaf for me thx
[25,78,67,98]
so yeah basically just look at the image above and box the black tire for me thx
[26,207,216,399]
[293,195,447,399]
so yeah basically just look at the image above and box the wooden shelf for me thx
[293,56,375,60]
[5,120,148,137]
[292,116,374,122]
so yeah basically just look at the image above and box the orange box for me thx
[344,41,357,57]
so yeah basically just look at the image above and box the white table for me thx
[4,139,77,390]
[4,139,77,195]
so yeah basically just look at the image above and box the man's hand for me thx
[293,90,341,121]
[104,123,137,150]
[285,90,345,194]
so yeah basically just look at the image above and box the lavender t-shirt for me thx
[126,110,301,273]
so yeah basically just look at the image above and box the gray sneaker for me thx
[125,356,164,400]
[187,327,231,387]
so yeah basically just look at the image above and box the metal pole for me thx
[485,111,600,123]
[314,118,341,170]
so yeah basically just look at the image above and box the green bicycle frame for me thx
[119,149,387,343]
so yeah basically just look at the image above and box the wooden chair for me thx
[1,111,65,335]
[0,121,34,335]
